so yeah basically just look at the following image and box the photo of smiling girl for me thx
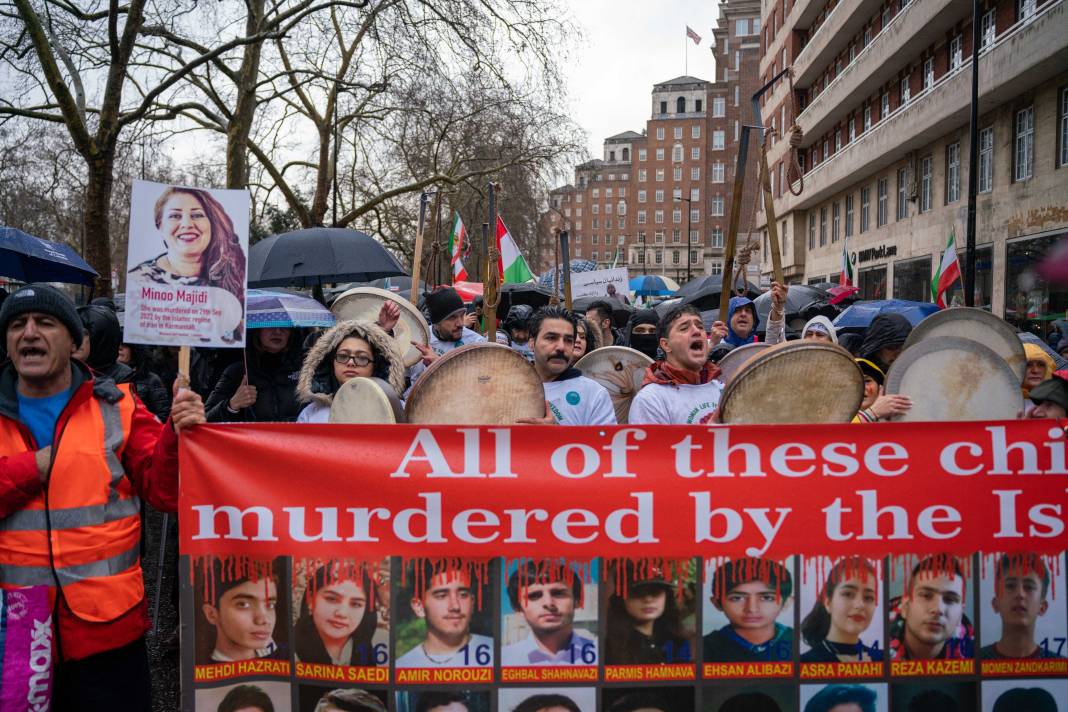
[800,557,884,664]
[294,559,387,668]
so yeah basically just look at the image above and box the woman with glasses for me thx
[295,319,405,423]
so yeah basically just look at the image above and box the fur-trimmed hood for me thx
[297,319,405,406]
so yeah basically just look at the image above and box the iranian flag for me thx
[931,231,962,308]
[496,216,533,283]
[448,212,468,282]
[839,239,854,287]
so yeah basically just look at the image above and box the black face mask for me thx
[629,333,659,359]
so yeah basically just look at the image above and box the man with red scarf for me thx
[628,304,726,425]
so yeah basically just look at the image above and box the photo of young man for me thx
[888,555,973,662]
[603,687,695,712]
[395,559,494,668]
[704,684,794,712]
[889,682,976,712]
[298,686,388,712]
[982,680,1068,712]
[501,559,597,666]
[395,691,491,712]
[499,688,596,712]
[194,556,287,665]
[980,553,1066,659]
[194,681,291,712]
[703,557,795,663]
[800,683,886,712]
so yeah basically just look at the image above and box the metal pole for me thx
[964,0,981,307]
[560,230,572,310]
[685,199,692,283]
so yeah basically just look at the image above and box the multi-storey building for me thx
[756,0,1068,334]
[546,0,764,283]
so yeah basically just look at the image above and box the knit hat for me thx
[0,283,83,347]
[1029,375,1068,410]
[425,287,465,324]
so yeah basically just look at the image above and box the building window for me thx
[711,196,725,216]
[690,188,700,201]
[691,167,700,180]
[832,202,840,243]
[1015,106,1034,181]
[674,125,683,139]
[845,194,854,238]
[690,209,700,223]
[637,210,647,224]
[823,138,830,159]
[608,150,616,162]
[712,163,725,183]
[689,230,698,244]
[711,227,724,247]
[897,168,909,220]
[673,166,682,181]
[657,148,666,161]
[1017,0,1036,21]
[712,97,726,117]
[695,99,703,112]
[808,213,816,249]
[923,57,934,91]
[592,219,599,229]
[981,9,996,49]
[882,5,892,29]
[654,210,664,224]
[893,256,933,302]
[713,131,726,150]
[900,76,910,106]
[637,231,646,243]
[618,217,625,229]
[656,127,665,140]
[638,190,647,203]
[671,229,681,244]
[978,126,994,192]
[638,149,647,161]
[655,169,664,182]
[736,18,749,35]
[591,203,599,215]
[1059,88,1068,167]
[946,141,961,203]
[672,209,682,224]
[672,250,680,265]
[710,261,723,276]
[691,147,700,160]
[860,187,870,232]
[669,145,680,161]
[877,178,888,227]
[592,188,599,198]
[819,207,828,247]
[835,128,842,152]
[690,249,698,263]
[919,155,933,213]
[655,249,662,265]
[655,189,664,203]
[636,251,645,264]
[692,125,701,139]
[849,116,856,142]
[881,92,890,119]
[949,35,963,71]
[605,203,613,215]
[863,105,872,131]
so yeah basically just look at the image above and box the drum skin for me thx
[329,377,406,424]
[902,306,1026,382]
[331,286,430,368]
[575,346,653,424]
[716,342,770,384]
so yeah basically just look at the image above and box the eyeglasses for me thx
[334,352,373,367]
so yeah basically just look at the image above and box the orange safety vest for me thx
[0,383,144,623]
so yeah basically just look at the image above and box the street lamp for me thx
[673,188,694,284]
[617,198,626,270]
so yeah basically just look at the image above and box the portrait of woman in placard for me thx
[293,559,386,668]
[800,557,884,663]
[604,559,695,665]
[800,683,887,712]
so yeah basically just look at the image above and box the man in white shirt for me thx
[520,305,616,426]
[395,562,493,668]
[629,304,726,425]
[501,560,597,666]
[408,287,486,386]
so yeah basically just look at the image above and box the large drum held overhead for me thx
[574,346,653,424]
[902,306,1027,382]
[330,286,430,368]
[329,377,406,424]
[715,342,770,384]
[886,336,1023,421]
[719,341,864,424]
[405,343,545,424]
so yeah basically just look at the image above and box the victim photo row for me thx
[187,553,1067,683]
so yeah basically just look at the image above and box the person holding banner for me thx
[799,558,883,663]
[628,305,725,426]
[295,319,405,423]
[0,283,206,710]
[205,327,303,422]
[295,560,382,667]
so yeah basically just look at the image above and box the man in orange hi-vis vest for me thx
[0,283,206,711]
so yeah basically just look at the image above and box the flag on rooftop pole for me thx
[448,211,468,282]
[840,238,854,287]
[686,26,702,44]
[932,231,962,308]
[496,216,533,283]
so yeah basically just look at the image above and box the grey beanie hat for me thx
[0,283,84,346]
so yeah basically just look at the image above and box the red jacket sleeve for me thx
[0,449,44,520]
[122,394,179,513]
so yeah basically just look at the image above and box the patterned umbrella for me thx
[629,275,679,296]
[246,289,335,329]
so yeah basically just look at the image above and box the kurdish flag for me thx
[840,238,854,287]
[448,212,468,282]
[931,231,962,308]
[496,216,533,283]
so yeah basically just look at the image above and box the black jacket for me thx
[204,345,303,422]
[858,314,912,369]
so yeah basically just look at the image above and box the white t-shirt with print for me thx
[628,380,724,425]
[543,375,617,426]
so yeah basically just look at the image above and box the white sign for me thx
[570,267,630,302]
[123,179,249,347]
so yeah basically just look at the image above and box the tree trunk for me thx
[226,0,266,189]
[309,120,332,226]
[84,151,116,296]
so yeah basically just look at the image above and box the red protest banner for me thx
[179,420,1068,560]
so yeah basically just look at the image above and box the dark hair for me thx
[800,557,878,648]
[295,561,378,666]
[719,692,782,712]
[656,304,702,344]
[513,694,579,712]
[218,685,274,712]
[585,300,614,323]
[153,186,245,300]
[528,305,578,340]
[507,560,583,610]
[606,692,670,712]
[995,553,1051,598]
[711,558,793,604]
[907,555,966,598]
[207,556,269,607]
[803,685,876,712]
[907,690,957,712]
[575,316,602,357]
[415,692,468,712]
[605,580,689,665]
[992,688,1057,712]
[314,689,387,712]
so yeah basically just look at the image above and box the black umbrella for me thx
[497,282,554,314]
[248,228,405,288]
[0,227,98,286]
[676,274,761,311]
[752,284,838,333]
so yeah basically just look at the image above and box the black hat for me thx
[1029,375,1068,410]
[425,287,465,324]
[0,283,83,347]
[621,561,675,591]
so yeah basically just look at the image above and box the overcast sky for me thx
[566,0,724,159]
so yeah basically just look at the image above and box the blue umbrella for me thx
[832,299,940,330]
[629,275,679,296]
[0,227,98,286]
[246,289,335,329]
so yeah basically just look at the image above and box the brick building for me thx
[756,0,1068,334]
[545,0,764,284]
